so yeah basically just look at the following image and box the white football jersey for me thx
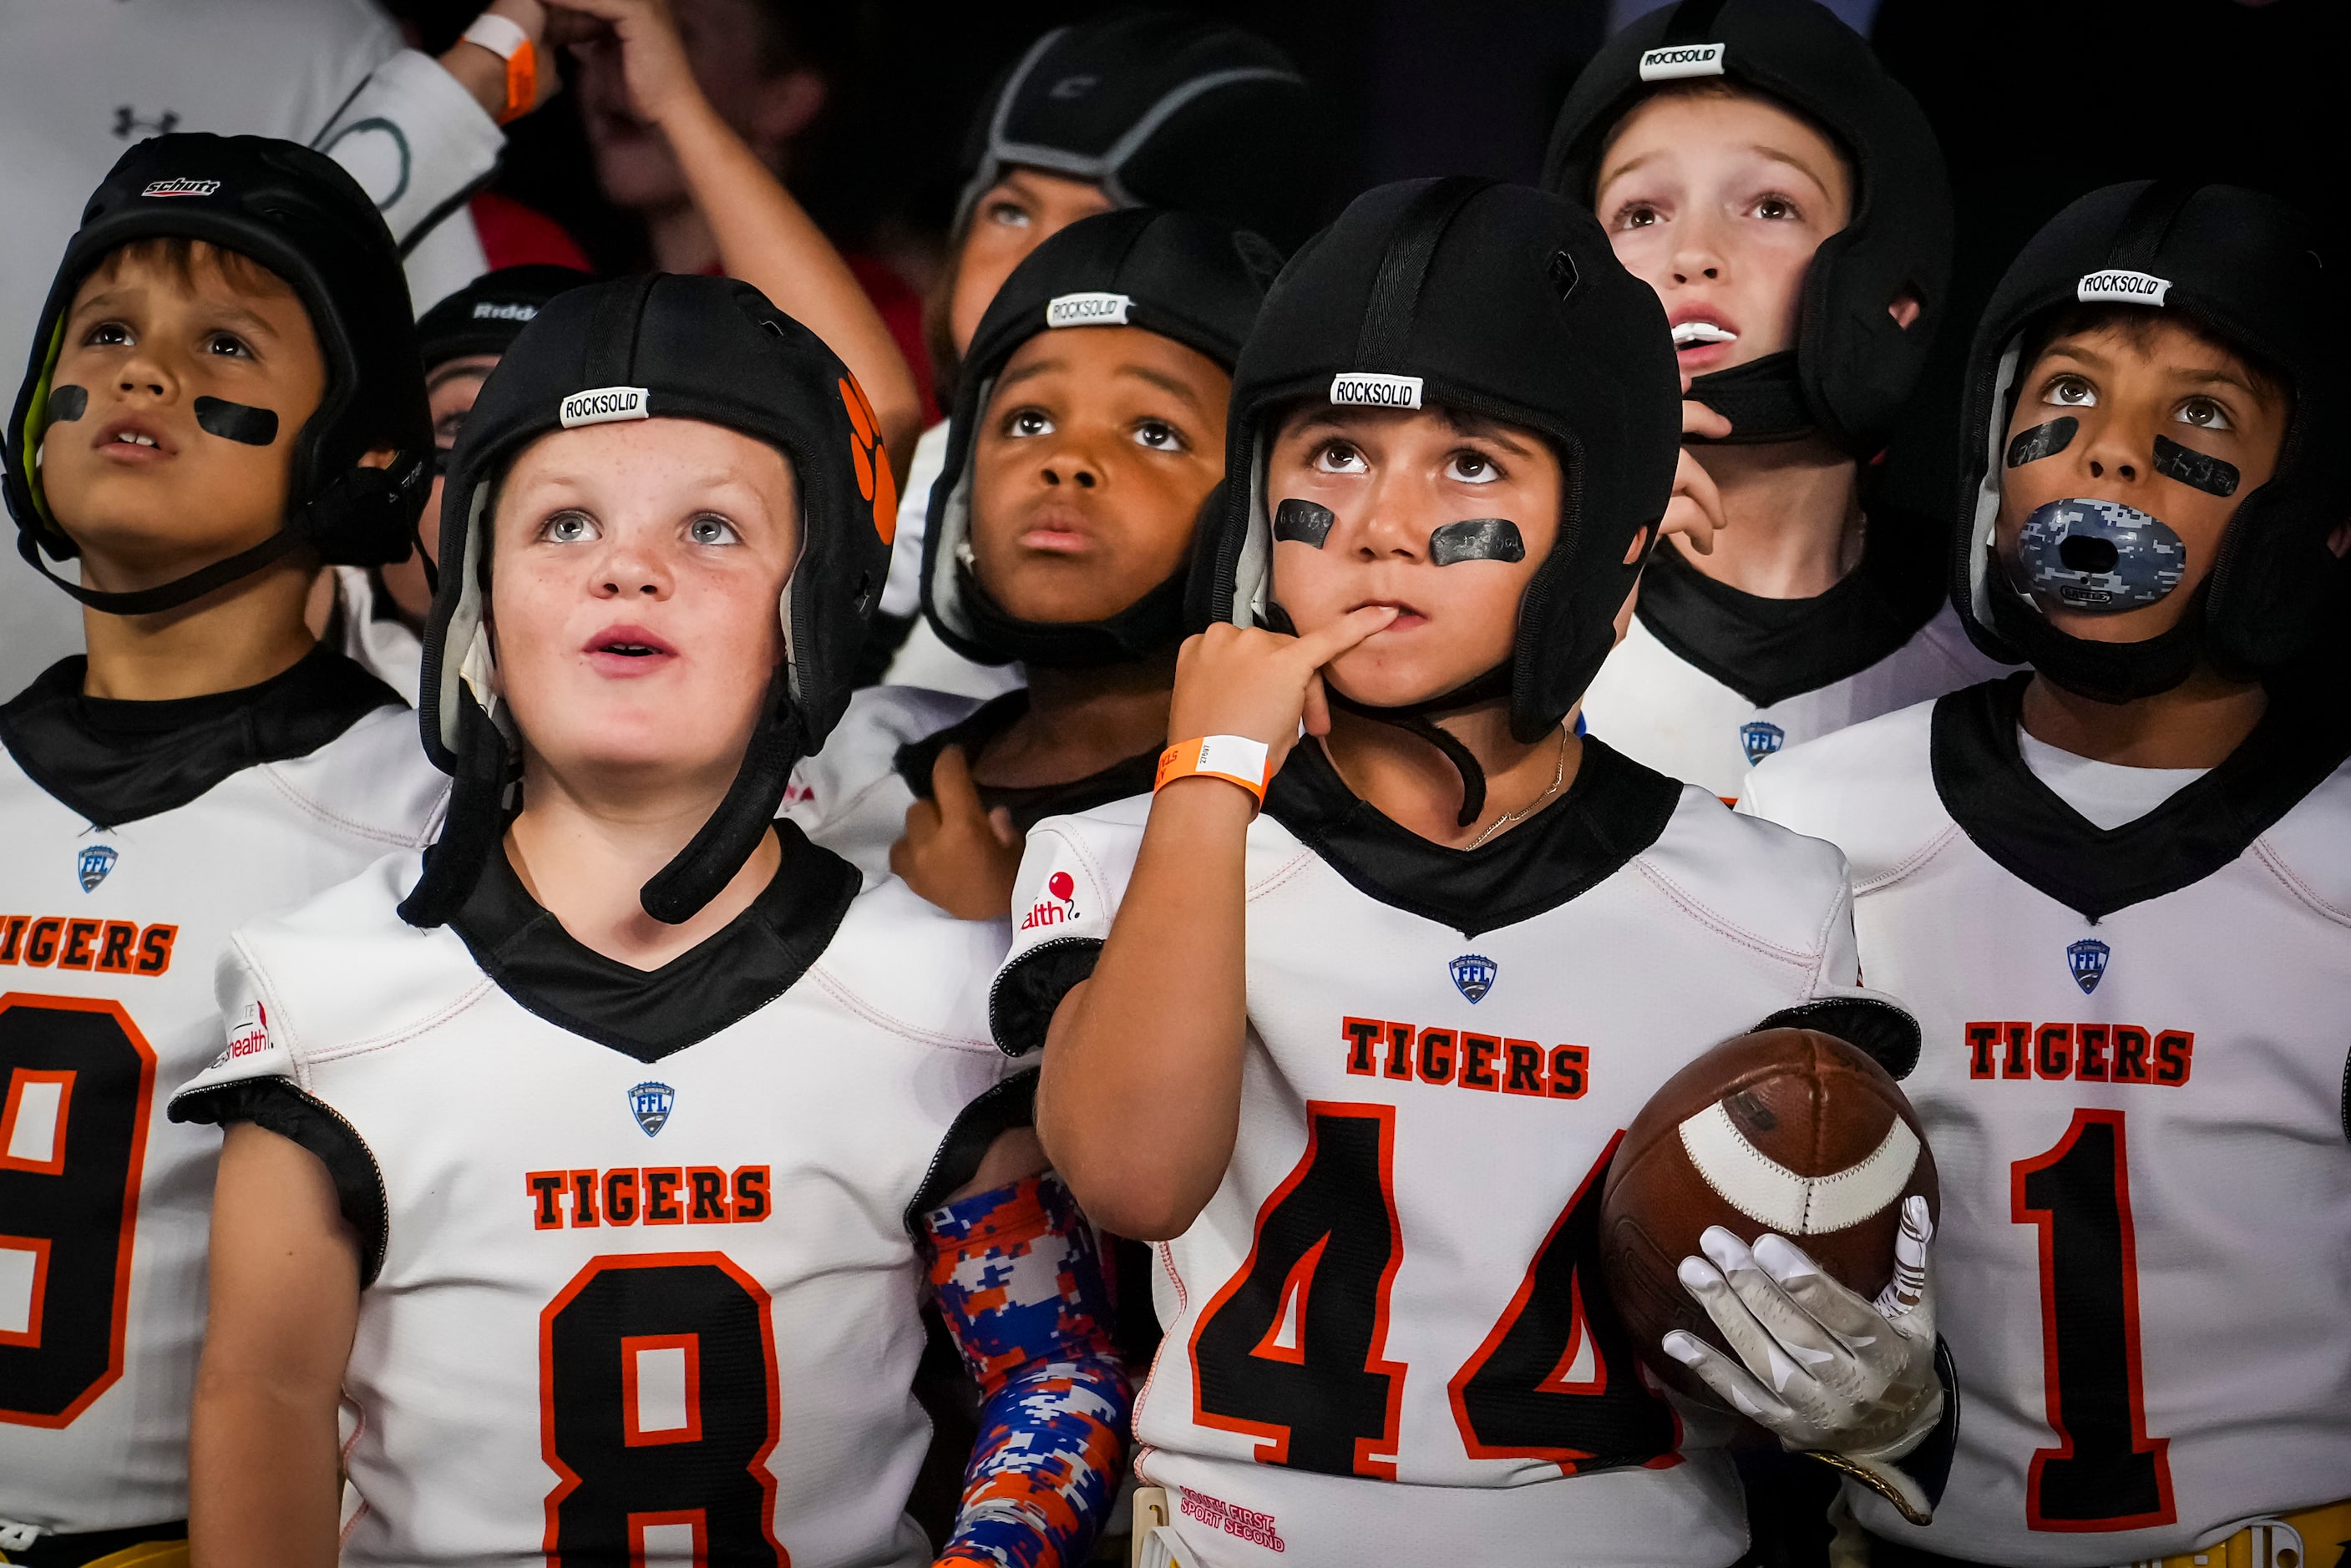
[995,738,1877,1566]
[1580,531,2003,803]
[785,683,987,885]
[0,653,443,1536]
[1742,678,2351,1563]
[170,832,1026,1567]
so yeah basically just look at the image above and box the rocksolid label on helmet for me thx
[1046,291,1131,328]
[2075,269,2171,307]
[1330,372,1422,410]
[140,178,220,198]
[558,386,649,427]
[1639,43,1725,81]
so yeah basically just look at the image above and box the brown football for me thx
[1599,1027,1938,1404]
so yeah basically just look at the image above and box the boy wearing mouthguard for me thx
[1746,182,2351,1565]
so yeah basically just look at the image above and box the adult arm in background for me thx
[546,0,923,483]
[310,2,569,308]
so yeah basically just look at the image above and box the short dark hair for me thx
[2020,304,2290,414]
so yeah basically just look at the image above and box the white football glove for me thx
[1664,1194,1943,1524]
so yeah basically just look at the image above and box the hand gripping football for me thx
[1599,1027,1938,1404]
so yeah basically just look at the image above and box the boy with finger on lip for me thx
[1545,0,2002,802]
[1744,181,2351,1565]
[991,179,1955,1565]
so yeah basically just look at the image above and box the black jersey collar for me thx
[1931,671,2351,923]
[0,646,402,827]
[1262,734,1681,938]
[1634,503,1945,709]
[450,819,860,1062]
[894,689,1159,832]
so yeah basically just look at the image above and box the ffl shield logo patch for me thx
[628,1081,675,1137]
[78,845,118,892]
[2066,939,2110,996]
[1450,953,1497,1004]
[1739,721,1786,766]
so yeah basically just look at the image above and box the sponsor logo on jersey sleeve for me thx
[1020,870,1080,933]
[76,845,117,893]
[628,1080,674,1137]
[1738,721,1786,766]
[1448,953,1496,1004]
[2066,938,2110,995]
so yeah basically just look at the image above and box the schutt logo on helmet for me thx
[140,178,221,199]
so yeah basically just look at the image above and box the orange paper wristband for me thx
[1154,735,1270,805]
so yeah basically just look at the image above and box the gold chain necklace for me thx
[1467,725,1570,850]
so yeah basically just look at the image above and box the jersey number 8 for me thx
[540,1252,788,1562]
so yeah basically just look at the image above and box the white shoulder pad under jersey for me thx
[1582,604,2002,803]
[0,701,443,1538]
[784,683,986,885]
[994,743,1881,1565]
[171,841,1021,1567]
[1745,680,2351,1563]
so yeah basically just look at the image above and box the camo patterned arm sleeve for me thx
[921,1173,1132,1568]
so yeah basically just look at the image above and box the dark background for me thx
[387,0,2351,509]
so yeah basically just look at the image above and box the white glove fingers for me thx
[1660,1330,1794,1426]
[1872,1196,1934,1321]
[1678,1252,1816,1395]
[1753,1234,1892,1345]
[1702,1229,1847,1368]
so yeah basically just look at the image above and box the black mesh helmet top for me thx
[416,264,593,372]
[4,133,432,613]
[1543,0,1952,457]
[955,9,1327,252]
[401,274,894,928]
[1953,180,2345,703]
[922,207,1274,670]
[1189,178,1682,744]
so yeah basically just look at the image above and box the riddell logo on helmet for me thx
[2075,269,2171,307]
[1329,372,1423,410]
[1638,43,1725,82]
[1046,291,1132,328]
[140,177,220,198]
[473,301,539,321]
[558,385,649,427]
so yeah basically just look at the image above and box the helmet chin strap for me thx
[1320,655,1513,828]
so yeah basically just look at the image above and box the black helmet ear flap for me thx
[396,695,514,928]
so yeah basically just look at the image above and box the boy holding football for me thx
[1745,182,2351,1564]
[995,179,1950,1564]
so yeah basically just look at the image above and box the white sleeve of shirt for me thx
[989,802,1149,1054]
[311,46,500,307]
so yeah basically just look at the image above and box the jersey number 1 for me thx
[2013,1109,2175,1530]
[0,994,156,1428]
[1189,1105,1674,1479]
[540,1253,788,1564]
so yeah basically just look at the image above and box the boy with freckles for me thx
[1546,0,2000,802]
[1745,182,2351,1565]
[0,135,446,1567]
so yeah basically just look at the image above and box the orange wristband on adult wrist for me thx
[463,13,537,124]
[1154,735,1270,805]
